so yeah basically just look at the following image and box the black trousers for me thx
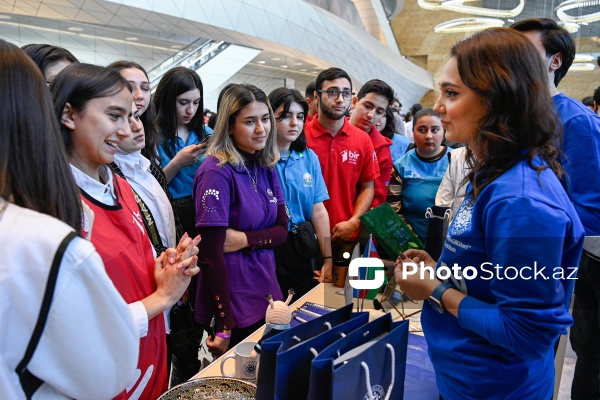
[173,196,196,237]
[274,233,318,304]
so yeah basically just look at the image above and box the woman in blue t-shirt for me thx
[394,28,584,400]
[392,108,450,242]
[154,66,208,237]
[268,87,332,301]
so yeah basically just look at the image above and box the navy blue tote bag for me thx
[255,303,367,400]
[272,312,369,399]
[308,313,409,400]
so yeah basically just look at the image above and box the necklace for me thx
[243,164,258,192]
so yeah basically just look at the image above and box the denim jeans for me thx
[570,250,600,400]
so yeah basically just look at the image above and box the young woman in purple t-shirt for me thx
[193,84,288,357]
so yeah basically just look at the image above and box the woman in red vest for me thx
[50,63,200,400]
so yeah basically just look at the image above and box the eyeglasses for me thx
[317,89,354,100]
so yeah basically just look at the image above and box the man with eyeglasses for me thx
[348,79,394,208]
[511,18,600,400]
[305,67,379,261]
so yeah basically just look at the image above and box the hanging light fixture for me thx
[573,53,595,62]
[569,63,596,71]
[434,17,505,33]
[560,22,581,32]
[441,0,525,18]
[417,0,445,11]
[556,0,600,24]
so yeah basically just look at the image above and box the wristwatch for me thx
[428,283,454,314]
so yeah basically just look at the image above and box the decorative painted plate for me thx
[157,377,256,400]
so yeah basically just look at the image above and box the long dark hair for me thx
[108,60,161,166]
[268,87,308,152]
[50,63,131,157]
[450,28,562,201]
[379,106,395,139]
[0,40,81,230]
[154,67,206,159]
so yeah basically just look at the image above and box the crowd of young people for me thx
[1,16,597,400]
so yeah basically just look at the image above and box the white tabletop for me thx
[192,282,423,379]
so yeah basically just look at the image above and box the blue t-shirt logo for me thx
[451,202,473,236]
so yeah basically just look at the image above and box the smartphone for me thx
[199,135,209,144]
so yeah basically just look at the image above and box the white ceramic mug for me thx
[220,342,259,382]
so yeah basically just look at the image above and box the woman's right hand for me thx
[142,249,200,320]
[175,143,207,166]
[154,249,200,305]
[398,249,437,268]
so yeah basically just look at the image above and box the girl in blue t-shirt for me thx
[394,28,584,400]
[154,66,208,237]
[268,87,332,301]
[392,108,450,242]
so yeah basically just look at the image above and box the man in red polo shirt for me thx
[349,79,394,208]
[305,67,379,258]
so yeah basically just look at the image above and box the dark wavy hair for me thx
[1,40,81,230]
[154,67,205,159]
[510,18,575,87]
[356,79,395,104]
[315,67,352,91]
[50,63,132,157]
[21,43,78,80]
[450,28,563,201]
[268,87,309,152]
[108,60,161,166]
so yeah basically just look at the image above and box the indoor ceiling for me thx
[390,0,600,104]
[1,0,598,102]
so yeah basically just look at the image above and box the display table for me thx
[193,282,423,379]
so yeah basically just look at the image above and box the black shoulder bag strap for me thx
[110,162,168,254]
[15,231,78,399]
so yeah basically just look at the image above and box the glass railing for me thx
[184,41,230,72]
[148,38,217,89]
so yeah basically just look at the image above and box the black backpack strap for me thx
[15,231,78,399]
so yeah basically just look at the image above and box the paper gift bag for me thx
[273,312,369,400]
[255,303,366,400]
[308,313,409,400]
[424,206,451,261]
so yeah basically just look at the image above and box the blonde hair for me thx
[208,84,279,168]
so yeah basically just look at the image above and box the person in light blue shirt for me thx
[268,87,332,302]
[153,66,209,385]
[154,67,208,237]
[393,108,451,242]
[394,28,584,400]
